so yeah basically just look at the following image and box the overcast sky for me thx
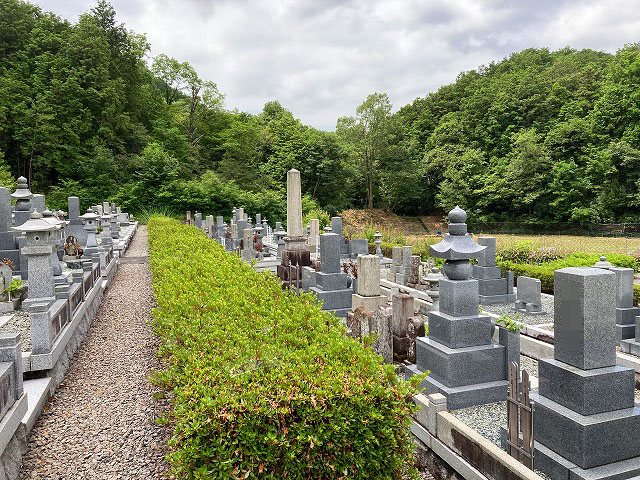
[31,0,640,130]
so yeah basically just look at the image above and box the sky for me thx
[31,0,640,131]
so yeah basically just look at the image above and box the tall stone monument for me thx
[277,169,311,287]
[532,267,640,480]
[472,236,515,304]
[406,206,508,409]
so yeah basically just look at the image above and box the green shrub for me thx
[302,208,330,230]
[634,284,640,307]
[498,241,561,264]
[148,216,422,479]
[500,252,638,293]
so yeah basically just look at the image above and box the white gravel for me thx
[18,226,170,479]
[482,295,555,326]
[0,311,30,352]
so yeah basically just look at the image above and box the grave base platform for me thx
[617,324,636,342]
[478,293,515,305]
[405,363,507,410]
[620,339,640,356]
[534,437,640,480]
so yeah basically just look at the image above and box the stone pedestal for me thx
[532,267,640,480]
[406,207,507,409]
[309,233,351,317]
[472,236,515,304]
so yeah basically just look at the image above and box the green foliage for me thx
[147,216,422,479]
[497,241,561,264]
[496,313,524,333]
[3,278,23,294]
[634,284,640,307]
[500,252,638,293]
[302,208,330,230]
[4,0,640,225]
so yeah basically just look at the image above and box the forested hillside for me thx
[1,0,639,223]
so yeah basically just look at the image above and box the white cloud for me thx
[30,0,640,130]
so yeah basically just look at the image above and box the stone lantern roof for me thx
[42,209,66,229]
[10,176,33,200]
[11,210,57,233]
[79,211,99,222]
[429,206,486,261]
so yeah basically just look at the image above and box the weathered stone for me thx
[348,239,368,258]
[286,169,304,240]
[392,293,414,337]
[357,254,381,297]
[308,218,319,248]
[477,236,497,267]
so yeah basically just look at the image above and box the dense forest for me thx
[1,0,640,223]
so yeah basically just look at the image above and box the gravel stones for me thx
[18,226,169,479]
[482,295,555,325]
[0,311,31,352]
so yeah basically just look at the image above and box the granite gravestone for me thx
[472,236,515,304]
[309,233,352,317]
[532,267,640,480]
[64,196,88,245]
[406,207,508,409]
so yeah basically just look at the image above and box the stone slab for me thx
[406,364,507,410]
[534,437,640,480]
[478,278,509,296]
[478,293,516,305]
[616,306,640,326]
[21,377,51,433]
[352,294,387,312]
[310,287,352,310]
[472,265,502,280]
[538,358,635,415]
[348,239,368,258]
[415,337,506,387]
[427,311,494,348]
[319,233,341,274]
[531,392,640,469]
[0,393,27,458]
[313,271,348,291]
[477,237,497,267]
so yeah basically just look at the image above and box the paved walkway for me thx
[18,226,170,479]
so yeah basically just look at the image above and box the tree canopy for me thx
[1,0,640,223]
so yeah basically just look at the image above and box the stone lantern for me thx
[100,213,113,245]
[42,209,66,279]
[374,231,383,258]
[12,211,57,310]
[79,210,99,256]
[11,176,33,227]
[110,214,120,240]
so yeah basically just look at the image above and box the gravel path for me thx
[18,226,170,479]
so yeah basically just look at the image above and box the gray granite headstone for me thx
[31,194,45,213]
[554,267,616,369]
[320,233,341,274]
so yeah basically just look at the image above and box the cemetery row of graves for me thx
[0,176,137,480]
[174,168,640,480]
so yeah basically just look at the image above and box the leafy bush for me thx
[635,284,640,307]
[498,241,561,264]
[148,216,422,479]
[500,252,638,293]
[302,208,330,230]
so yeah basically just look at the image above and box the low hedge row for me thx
[498,252,638,294]
[148,216,422,479]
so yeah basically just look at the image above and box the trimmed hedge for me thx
[498,253,638,294]
[148,216,422,479]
